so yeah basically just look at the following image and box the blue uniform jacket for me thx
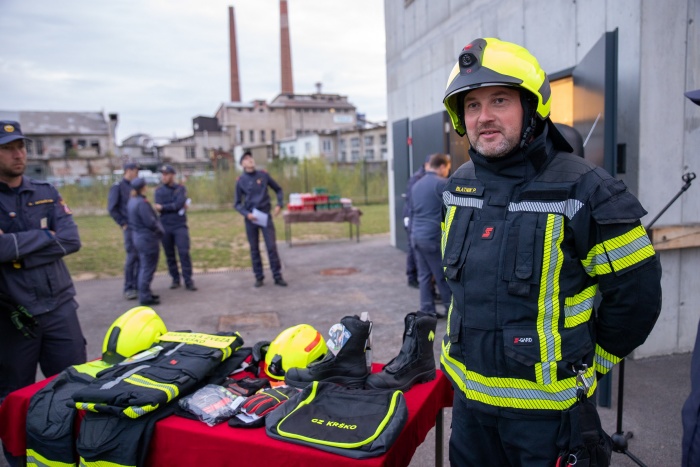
[127,195,164,248]
[234,170,284,217]
[107,178,133,227]
[154,183,187,229]
[0,177,81,316]
[409,171,448,243]
[402,167,426,219]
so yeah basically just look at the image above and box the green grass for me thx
[65,205,390,279]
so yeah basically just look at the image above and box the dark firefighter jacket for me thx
[439,124,662,417]
[234,169,284,217]
[0,177,81,315]
[154,182,188,229]
[26,333,246,467]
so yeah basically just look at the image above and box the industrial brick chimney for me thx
[229,6,241,102]
[279,0,294,95]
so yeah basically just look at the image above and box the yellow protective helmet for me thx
[264,324,327,380]
[102,306,167,364]
[443,37,551,137]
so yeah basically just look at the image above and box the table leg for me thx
[285,223,292,247]
[435,408,443,467]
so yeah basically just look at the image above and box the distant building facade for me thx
[0,110,118,180]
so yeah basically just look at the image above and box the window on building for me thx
[202,147,209,158]
[91,140,101,155]
[339,139,346,150]
[185,147,196,159]
[351,150,360,161]
[364,135,374,146]
[36,139,44,156]
[322,139,332,152]
[261,130,266,142]
[77,139,87,149]
[351,137,360,148]
[249,130,255,143]
[239,130,244,143]
[341,151,347,162]
[380,134,387,145]
[290,146,295,156]
[305,142,312,155]
[271,130,276,142]
[365,149,374,160]
[381,148,388,160]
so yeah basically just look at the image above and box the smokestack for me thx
[279,0,294,95]
[229,6,241,102]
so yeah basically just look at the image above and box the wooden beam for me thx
[649,224,700,251]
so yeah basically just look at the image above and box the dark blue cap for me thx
[123,161,139,170]
[240,151,253,165]
[0,120,31,145]
[159,164,176,174]
[686,89,700,106]
[130,177,146,191]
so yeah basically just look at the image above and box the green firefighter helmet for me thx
[102,306,167,364]
[443,37,552,136]
[264,324,327,380]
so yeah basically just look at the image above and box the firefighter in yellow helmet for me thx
[440,38,662,465]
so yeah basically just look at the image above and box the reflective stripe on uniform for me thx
[440,338,597,410]
[535,214,564,386]
[79,457,132,467]
[564,285,597,328]
[595,343,621,375]
[27,449,76,467]
[582,225,654,276]
[124,374,178,401]
[508,199,583,220]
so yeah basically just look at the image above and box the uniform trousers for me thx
[450,394,562,467]
[245,218,282,280]
[122,227,140,293]
[412,238,451,316]
[161,225,193,287]
[134,237,160,303]
[0,299,86,401]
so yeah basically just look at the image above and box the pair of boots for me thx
[284,312,436,392]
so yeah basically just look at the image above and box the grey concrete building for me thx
[384,0,700,357]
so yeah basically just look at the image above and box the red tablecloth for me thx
[0,366,453,466]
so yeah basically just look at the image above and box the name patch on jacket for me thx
[28,198,54,206]
[446,179,483,197]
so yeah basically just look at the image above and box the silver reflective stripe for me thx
[443,191,483,209]
[11,233,19,260]
[604,235,651,263]
[508,199,583,220]
[100,364,149,390]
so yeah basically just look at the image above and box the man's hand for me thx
[122,224,128,231]
[247,213,257,222]
[273,206,281,216]
[154,203,163,212]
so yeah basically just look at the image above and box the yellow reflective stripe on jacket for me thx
[595,343,622,375]
[75,402,100,413]
[72,360,112,378]
[582,225,654,276]
[441,338,597,410]
[27,448,76,467]
[563,285,597,328]
[441,205,457,266]
[535,214,565,386]
[123,403,159,419]
[124,374,178,401]
[79,457,133,467]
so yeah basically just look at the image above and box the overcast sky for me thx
[0,0,387,144]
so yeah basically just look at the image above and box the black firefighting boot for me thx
[285,315,371,389]
[365,312,436,391]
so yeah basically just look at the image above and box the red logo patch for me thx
[169,359,178,365]
[481,227,494,239]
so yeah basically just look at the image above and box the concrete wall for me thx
[384,0,700,357]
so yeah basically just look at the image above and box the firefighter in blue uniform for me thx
[107,161,140,300]
[440,38,662,465]
[234,151,287,287]
[127,177,164,306]
[154,165,196,291]
[0,120,86,402]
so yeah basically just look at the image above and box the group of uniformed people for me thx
[108,163,197,306]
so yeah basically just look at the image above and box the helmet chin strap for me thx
[519,91,538,148]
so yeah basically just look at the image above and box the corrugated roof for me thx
[0,111,109,135]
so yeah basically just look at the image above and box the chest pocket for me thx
[442,207,474,282]
[501,214,544,297]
